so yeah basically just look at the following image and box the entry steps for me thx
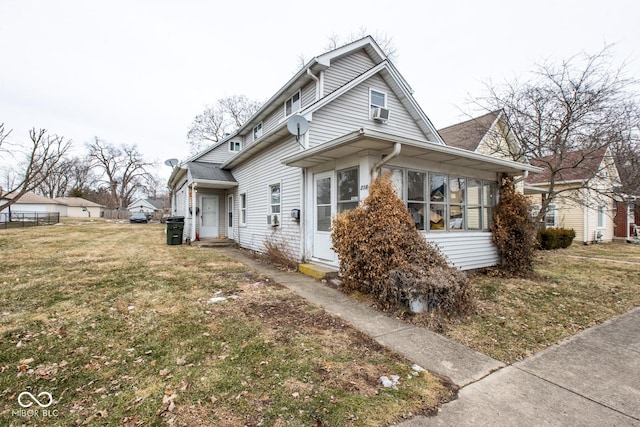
[298,263,339,280]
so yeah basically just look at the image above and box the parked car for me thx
[129,212,148,223]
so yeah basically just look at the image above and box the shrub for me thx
[263,233,299,270]
[537,228,576,250]
[492,175,537,277]
[331,172,472,317]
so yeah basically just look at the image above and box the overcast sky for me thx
[1,0,639,183]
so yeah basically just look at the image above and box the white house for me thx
[127,198,167,219]
[168,37,541,270]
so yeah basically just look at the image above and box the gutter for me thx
[513,170,528,184]
[307,69,320,101]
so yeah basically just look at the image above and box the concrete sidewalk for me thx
[403,307,640,426]
[216,247,640,426]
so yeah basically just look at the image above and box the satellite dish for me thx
[164,158,179,167]
[286,115,309,147]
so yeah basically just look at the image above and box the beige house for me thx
[525,147,621,244]
[55,197,105,218]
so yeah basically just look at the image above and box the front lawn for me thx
[442,243,640,363]
[0,220,452,426]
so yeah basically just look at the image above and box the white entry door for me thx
[313,172,336,262]
[200,195,219,238]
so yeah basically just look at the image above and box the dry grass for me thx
[440,244,640,363]
[0,219,452,426]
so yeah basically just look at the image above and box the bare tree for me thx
[187,95,261,153]
[85,137,155,209]
[477,46,640,222]
[0,124,71,212]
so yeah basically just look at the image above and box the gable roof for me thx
[439,111,501,151]
[526,147,613,185]
[2,191,62,204]
[54,197,105,208]
[223,59,445,169]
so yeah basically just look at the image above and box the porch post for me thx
[191,183,197,241]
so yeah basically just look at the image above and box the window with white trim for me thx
[240,193,247,226]
[285,91,301,116]
[269,184,281,215]
[598,205,606,228]
[370,89,387,108]
[545,203,558,228]
[229,140,241,152]
[253,122,263,141]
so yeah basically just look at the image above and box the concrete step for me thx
[298,263,339,280]
[192,239,237,248]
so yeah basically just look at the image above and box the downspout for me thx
[372,142,402,178]
[306,69,320,101]
[513,170,528,184]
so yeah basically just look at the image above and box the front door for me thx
[200,195,219,238]
[313,172,336,262]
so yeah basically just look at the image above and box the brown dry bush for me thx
[331,172,472,317]
[263,232,299,270]
[492,175,537,277]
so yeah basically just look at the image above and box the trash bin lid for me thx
[167,216,185,222]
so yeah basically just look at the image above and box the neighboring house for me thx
[439,110,530,192]
[438,110,524,162]
[525,147,621,244]
[127,198,167,219]
[168,37,540,270]
[54,197,105,218]
[1,191,66,216]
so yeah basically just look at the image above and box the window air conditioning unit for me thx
[372,107,390,122]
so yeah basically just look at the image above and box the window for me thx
[240,193,247,226]
[482,181,497,230]
[337,167,359,213]
[467,179,482,230]
[269,184,281,215]
[253,123,263,141]
[285,91,301,116]
[408,171,426,230]
[429,174,447,230]
[598,205,606,228]
[229,140,241,152]
[449,177,465,230]
[545,203,557,228]
[370,89,386,108]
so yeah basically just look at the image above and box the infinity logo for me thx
[18,391,53,408]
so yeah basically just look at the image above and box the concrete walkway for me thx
[215,247,640,426]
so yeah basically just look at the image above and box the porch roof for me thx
[282,128,543,176]
[188,161,238,189]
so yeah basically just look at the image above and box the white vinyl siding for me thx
[309,75,426,147]
[428,232,499,270]
[231,137,302,258]
[323,49,377,96]
[199,142,243,163]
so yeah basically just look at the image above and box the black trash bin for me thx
[166,216,185,245]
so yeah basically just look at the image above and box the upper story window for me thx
[285,91,301,116]
[229,140,241,152]
[253,122,263,141]
[370,89,387,108]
